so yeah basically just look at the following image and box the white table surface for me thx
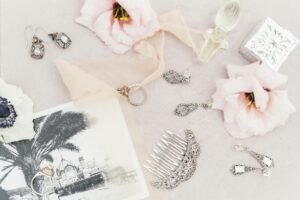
[1,0,300,199]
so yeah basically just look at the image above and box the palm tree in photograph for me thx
[0,111,88,191]
[0,187,9,200]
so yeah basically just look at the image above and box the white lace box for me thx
[240,17,299,71]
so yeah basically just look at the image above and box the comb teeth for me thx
[144,129,200,189]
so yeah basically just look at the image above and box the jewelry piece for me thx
[231,164,261,176]
[162,69,191,84]
[30,166,55,196]
[231,144,275,177]
[0,96,17,128]
[144,129,200,189]
[117,84,147,106]
[174,102,211,117]
[30,35,45,59]
[24,26,46,59]
[48,32,72,49]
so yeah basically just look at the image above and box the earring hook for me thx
[34,26,49,36]
[24,25,35,48]
[34,26,50,47]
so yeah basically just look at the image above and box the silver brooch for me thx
[231,144,275,177]
[162,70,191,85]
[174,102,212,117]
[144,129,200,189]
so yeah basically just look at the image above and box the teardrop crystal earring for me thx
[162,69,191,85]
[174,101,212,117]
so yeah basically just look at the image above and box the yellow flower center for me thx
[113,2,130,22]
[244,92,257,109]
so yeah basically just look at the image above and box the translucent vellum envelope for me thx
[56,60,167,199]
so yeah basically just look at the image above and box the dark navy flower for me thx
[0,97,17,128]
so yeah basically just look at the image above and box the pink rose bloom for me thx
[212,62,296,138]
[76,0,160,54]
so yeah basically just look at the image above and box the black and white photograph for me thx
[0,100,148,200]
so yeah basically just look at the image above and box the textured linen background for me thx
[1,0,300,199]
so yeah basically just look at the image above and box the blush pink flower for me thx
[76,0,160,54]
[212,62,296,138]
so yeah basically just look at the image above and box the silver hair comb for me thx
[144,129,200,189]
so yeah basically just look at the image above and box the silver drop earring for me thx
[31,36,45,59]
[174,102,212,117]
[34,26,72,49]
[48,32,72,49]
[231,144,275,177]
[162,69,191,85]
[24,26,45,59]
[144,129,200,189]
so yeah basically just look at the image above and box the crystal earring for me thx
[30,36,45,59]
[34,26,72,49]
[174,102,212,117]
[231,144,275,177]
[162,69,191,85]
[24,25,45,59]
[48,32,72,49]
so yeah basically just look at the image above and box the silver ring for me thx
[128,84,147,106]
[30,172,52,196]
[30,167,55,196]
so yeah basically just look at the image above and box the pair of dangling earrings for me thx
[231,144,275,177]
[24,25,72,59]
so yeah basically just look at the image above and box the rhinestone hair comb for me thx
[144,129,200,189]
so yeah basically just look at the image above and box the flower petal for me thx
[223,94,245,123]
[222,77,253,94]
[235,108,268,136]
[255,62,288,90]
[212,79,228,110]
[117,0,139,11]
[76,0,113,30]
[0,80,23,105]
[94,11,131,54]
[227,62,288,90]
[0,81,35,143]
[111,20,134,46]
[119,0,160,41]
[251,78,269,111]
[224,122,254,139]
[262,90,296,130]
[227,62,258,78]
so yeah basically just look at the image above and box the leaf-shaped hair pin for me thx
[162,70,191,85]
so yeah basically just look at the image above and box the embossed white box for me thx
[240,17,299,71]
